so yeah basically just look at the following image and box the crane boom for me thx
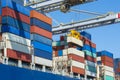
[52,13,120,34]
[24,0,95,12]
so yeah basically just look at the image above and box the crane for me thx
[52,13,120,34]
[24,0,95,12]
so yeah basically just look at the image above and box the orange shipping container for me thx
[31,26,52,39]
[102,61,114,67]
[30,10,52,25]
[116,68,120,73]
[86,55,96,62]
[72,66,85,75]
[101,56,113,63]
[68,54,84,63]
[7,49,31,62]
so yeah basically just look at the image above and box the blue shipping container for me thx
[0,64,79,80]
[31,34,52,46]
[97,50,113,58]
[34,48,52,60]
[31,18,52,32]
[58,50,63,56]
[2,16,30,32]
[32,41,52,53]
[80,31,91,40]
[82,44,96,53]
[1,0,30,16]
[1,26,30,39]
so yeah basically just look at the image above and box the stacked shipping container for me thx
[97,51,115,80]
[80,31,97,79]
[30,10,53,69]
[0,0,31,67]
[114,58,120,80]
[53,31,97,79]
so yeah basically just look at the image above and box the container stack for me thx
[53,31,97,79]
[30,10,53,71]
[80,31,97,80]
[114,58,120,80]
[97,51,115,80]
[0,0,31,68]
[53,34,85,79]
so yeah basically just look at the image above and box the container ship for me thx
[0,0,119,80]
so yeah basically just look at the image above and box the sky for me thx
[49,0,120,58]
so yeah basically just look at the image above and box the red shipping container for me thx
[2,7,30,24]
[72,66,85,75]
[85,55,96,62]
[68,54,84,63]
[7,49,31,62]
[31,26,52,39]
[116,68,120,73]
[101,56,113,63]
[30,10,52,25]
[101,61,114,67]
[53,45,65,50]
[118,13,120,18]
[60,36,65,41]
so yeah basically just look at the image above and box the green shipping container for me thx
[86,65,96,73]
[83,50,96,58]
[52,41,67,46]
[104,75,114,80]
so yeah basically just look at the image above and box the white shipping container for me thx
[86,70,97,77]
[6,40,31,54]
[85,60,97,67]
[103,66,114,72]
[35,56,52,67]
[67,37,83,47]
[72,60,85,69]
[63,48,84,57]
[104,70,114,77]
[97,57,101,61]
[2,33,31,46]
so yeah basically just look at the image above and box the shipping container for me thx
[86,65,96,73]
[30,26,52,39]
[72,66,85,75]
[84,40,96,48]
[63,48,84,57]
[2,33,31,46]
[97,51,113,58]
[82,44,96,53]
[71,60,85,69]
[53,46,65,50]
[30,10,52,25]
[85,55,96,62]
[84,50,96,58]
[34,56,52,67]
[104,75,114,80]
[31,34,52,46]
[1,0,30,16]
[2,16,30,32]
[103,66,114,72]
[52,41,67,46]
[104,71,114,77]
[1,26,30,39]
[7,49,31,62]
[2,7,30,24]
[31,18,52,32]
[102,61,114,67]
[34,48,52,60]
[67,37,83,47]
[32,41,52,53]
[101,56,113,63]
[68,54,84,63]
[85,60,96,67]
[58,50,63,56]
[6,40,31,54]
[80,31,91,40]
